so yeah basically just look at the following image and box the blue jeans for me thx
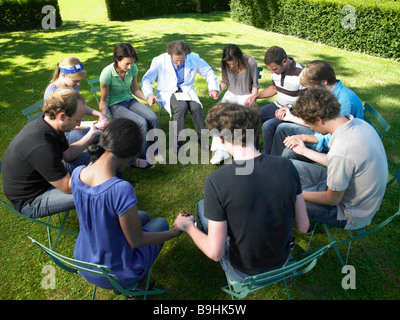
[259,102,281,154]
[21,186,75,218]
[109,98,159,158]
[138,211,169,254]
[291,160,347,228]
[196,199,251,282]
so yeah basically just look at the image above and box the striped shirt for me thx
[272,58,306,108]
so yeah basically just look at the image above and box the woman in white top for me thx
[210,44,260,164]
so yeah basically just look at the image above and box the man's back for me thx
[203,154,302,275]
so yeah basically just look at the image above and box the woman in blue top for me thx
[71,118,181,292]
[99,43,163,165]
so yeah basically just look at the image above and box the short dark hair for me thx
[264,46,287,65]
[205,102,260,146]
[299,60,337,87]
[292,87,341,124]
[166,40,191,56]
[113,43,139,65]
[42,87,85,120]
[88,118,142,163]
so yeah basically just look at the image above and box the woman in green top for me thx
[99,43,163,165]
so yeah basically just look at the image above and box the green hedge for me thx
[0,0,62,32]
[105,0,225,21]
[230,0,400,60]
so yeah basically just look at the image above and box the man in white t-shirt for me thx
[286,87,388,230]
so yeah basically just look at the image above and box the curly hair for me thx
[292,87,341,124]
[42,87,85,120]
[205,102,260,146]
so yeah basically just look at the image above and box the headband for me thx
[60,63,84,74]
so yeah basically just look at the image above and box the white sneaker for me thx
[210,150,230,165]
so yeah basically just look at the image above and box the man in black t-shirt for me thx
[2,87,101,218]
[174,103,310,281]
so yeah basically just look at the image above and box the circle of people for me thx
[2,41,388,293]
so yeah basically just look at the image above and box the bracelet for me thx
[182,221,194,232]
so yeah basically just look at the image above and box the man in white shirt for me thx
[141,40,219,153]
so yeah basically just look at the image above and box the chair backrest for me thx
[29,236,119,282]
[87,77,100,105]
[257,66,263,79]
[363,102,390,139]
[232,242,333,293]
[22,100,44,122]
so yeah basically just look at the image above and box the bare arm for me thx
[174,213,226,261]
[284,137,328,166]
[99,83,110,115]
[130,75,148,102]
[120,205,181,249]
[63,124,101,162]
[49,173,72,194]
[303,188,346,207]
[245,85,277,105]
[293,194,310,233]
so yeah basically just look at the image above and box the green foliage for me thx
[230,0,400,60]
[0,0,62,32]
[104,0,220,21]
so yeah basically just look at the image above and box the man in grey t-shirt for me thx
[285,88,388,230]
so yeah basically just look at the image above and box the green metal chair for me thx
[257,66,263,79]
[1,199,77,250]
[29,237,166,300]
[363,102,390,139]
[220,242,333,300]
[304,168,400,267]
[87,77,101,105]
[22,99,44,122]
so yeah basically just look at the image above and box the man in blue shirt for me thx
[270,60,364,161]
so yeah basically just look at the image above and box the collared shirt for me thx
[99,63,138,106]
[172,59,185,87]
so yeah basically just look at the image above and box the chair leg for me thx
[283,279,290,300]
[92,285,97,300]
[323,224,345,267]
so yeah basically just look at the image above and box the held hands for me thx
[283,136,306,155]
[173,211,195,232]
[275,108,287,120]
[147,95,158,107]
[208,90,219,100]
[244,95,257,106]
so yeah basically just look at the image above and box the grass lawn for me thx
[0,0,399,301]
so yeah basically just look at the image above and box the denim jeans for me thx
[259,102,281,154]
[109,98,159,158]
[291,160,347,228]
[21,186,76,218]
[195,199,251,282]
[138,211,169,254]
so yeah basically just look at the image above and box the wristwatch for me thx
[287,104,293,111]
[182,221,194,231]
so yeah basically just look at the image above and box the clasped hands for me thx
[173,211,195,232]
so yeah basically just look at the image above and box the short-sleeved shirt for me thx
[44,83,79,100]
[99,63,138,107]
[204,154,302,275]
[71,166,158,289]
[327,116,388,229]
[2,116,69,211]
[221,55,260,95]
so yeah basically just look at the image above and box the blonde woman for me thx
[44,56,109,143]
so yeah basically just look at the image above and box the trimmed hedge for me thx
[230,0,400,60]
[105,0,226,21]
[0,0,62,32]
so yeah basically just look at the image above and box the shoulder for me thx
[44,83,58,99]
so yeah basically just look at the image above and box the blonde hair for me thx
[50,56,86,82]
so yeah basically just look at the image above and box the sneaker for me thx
[210,150,230,165]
